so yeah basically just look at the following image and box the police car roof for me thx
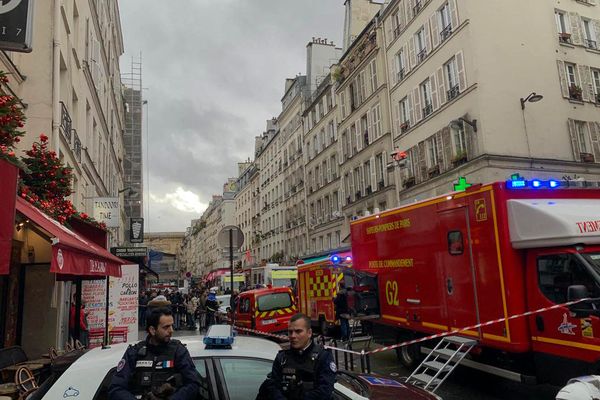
[41,334,281,399]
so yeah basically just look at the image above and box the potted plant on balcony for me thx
[559,32,572,43]
[451,150,468,166]
[580,152,595,163]
[569,84,583,101]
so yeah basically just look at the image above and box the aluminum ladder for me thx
[405,335,478,393]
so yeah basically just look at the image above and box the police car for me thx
[39,325,441,400]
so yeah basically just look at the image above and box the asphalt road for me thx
[166,326,562,399]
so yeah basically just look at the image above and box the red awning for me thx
[15,197,124,277]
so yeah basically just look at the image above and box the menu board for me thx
[83,264,139,348]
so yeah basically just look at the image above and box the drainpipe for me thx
[52,0,61,152]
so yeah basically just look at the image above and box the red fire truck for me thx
[350,178,600,384]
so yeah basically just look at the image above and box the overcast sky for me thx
[118,1,344,233]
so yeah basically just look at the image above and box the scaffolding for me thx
[121,54,144,243]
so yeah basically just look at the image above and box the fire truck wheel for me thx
[396,342,420,368]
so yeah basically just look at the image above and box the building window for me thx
[372,104,382,139]
[364,161,372,194]
[421,79,433,117]
[576,121,590,154]
[445,57,459,100]
[565,63,581,100]
[555,10,571,43]
[427,136,439,168]
[375,153,384,188]
[369,60,378,93]
[439,1,452,41]
[452,124,467,158]
[399,97,410,132]
[392,10,401,38]
[395,49,405,82]
[583,19,597,49]
[354,167,362,198]
[416,27,427,63]
[349,83,358,111]
[592,69,600,103]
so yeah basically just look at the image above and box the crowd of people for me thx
[138,285,233,332]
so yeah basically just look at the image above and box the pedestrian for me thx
[108,307,201,400]
[333,282,350,341]
[69,299,89,347]
[196,290,208,331]
[205,290,219,327]
[139,291,149,328]
[257,313,336,400]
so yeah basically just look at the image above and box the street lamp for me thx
[449,117,477,132]
[118,187,139,197]
[520,92,544,110]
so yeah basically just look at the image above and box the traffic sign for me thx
[217,225,244,250]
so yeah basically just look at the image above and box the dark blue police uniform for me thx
[108,337,200,400]
[268,341,336,400]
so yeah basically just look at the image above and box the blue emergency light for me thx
[204,325,235,348]
[330,255,341,264]
[506,174,561,189]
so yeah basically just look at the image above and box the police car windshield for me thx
[257,292,292,311]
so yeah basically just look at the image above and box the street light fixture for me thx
[449,117,478,132]
[520,92,544,110]
[118,187,139,197]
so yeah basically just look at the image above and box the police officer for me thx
[262,313,336,400]
[109,307,201,400]
[556,375,600,400]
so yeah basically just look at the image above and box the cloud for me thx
[119,1,344,231]
[150,188,207,215]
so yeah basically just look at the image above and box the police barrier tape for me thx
[230,297,595,356]
[234,325,289,341]
[323,297,596,356]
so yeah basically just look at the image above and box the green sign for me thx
[272,270,297,279]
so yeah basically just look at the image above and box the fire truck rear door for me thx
[438,207,481,337]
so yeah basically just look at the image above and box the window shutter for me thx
[569,13,583,45]
[340,174,346,203]
[391,54,398,85]
[568,119,581,161]
[424,21,432,52]
[386,19,393,46]
[327,157,331,183]
[442,127,453,170]
[465,121,478,158]
[589,122,600,162]
[594,20,600,43]
[406,0,413,20]
[366,109,372,144]
[435,130,444,170]
[456,51,467,92]
[430,73,439,111]
[557,60,569,98]
[355,119,363,151]
[417,142,427,182]
[430,13,440,49]
[437,66,447,105]
[449,0,459,29]
[393,101,401,135]
[382,151,388,186]
[408,37,416,70]
[580,65,594,101]
[413,87,422,121]
[407,91,414,125]
[370,156,377,191]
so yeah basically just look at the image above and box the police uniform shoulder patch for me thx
[117,358,126,372]
[329,361,337,372]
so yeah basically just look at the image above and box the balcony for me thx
[569,85,583,101]
[59,102,72,144]
[397,68,405,82]
[378,180,385,190]
[413,0,422,16]
[586,39,598,50]
[440,24,453,42]
[447,85,460,100]
[417,48,428,64]
[422,103,433,117]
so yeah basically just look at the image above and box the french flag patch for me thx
[160,360,174,368]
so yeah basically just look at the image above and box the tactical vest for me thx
[129,339,183,396]
[280,344,327,400]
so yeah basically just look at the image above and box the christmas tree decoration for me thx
[0,71,26,168]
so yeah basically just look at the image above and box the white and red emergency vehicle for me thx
[350,178,600,384]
